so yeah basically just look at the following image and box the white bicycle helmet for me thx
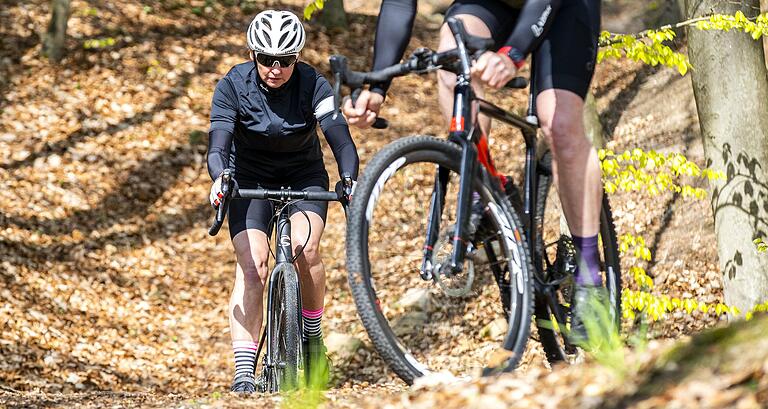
[246,10,305,56]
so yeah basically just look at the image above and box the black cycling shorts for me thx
[227,162,330,240]
[444,0,601,99]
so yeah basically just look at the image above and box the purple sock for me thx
[572,234,602,286]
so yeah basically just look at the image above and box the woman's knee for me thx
[294,241,322,266]
[240,256,268,283]
[233,230,270,284]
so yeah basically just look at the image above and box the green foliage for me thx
[304,0,325,20]
[746,301,768,320]
[146,59,166,78]
[622,289,738,322]
[80,7,99,17]
[578,292,634,378]
[599,12,768,74]
[695,11,768,40]
[599,148,724,198]
[83,37,117,50]
[598,29,692,76]
[754,238,768,253]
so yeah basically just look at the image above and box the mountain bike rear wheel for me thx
[532,150,622,364]
[346,136,533,384]
[268,264,301,391]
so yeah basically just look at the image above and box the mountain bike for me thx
[332,18,621,384]
[208,169,349,392]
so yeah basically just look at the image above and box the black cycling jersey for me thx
[207,61,359,185]
[370,0,600,99]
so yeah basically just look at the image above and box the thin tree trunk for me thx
[685,0,768,315]
[42,0,70,62]
[319,0,348,30]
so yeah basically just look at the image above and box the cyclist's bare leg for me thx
[536,89,602,237]
[230,229,271,343]
[290,211,327,311]
[437,14,492,136]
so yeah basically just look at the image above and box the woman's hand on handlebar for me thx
[471,51,517,90]
[342,90,384,129]
[209,173,237,208]
[209,176,224,208]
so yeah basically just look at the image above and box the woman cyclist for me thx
[206,10,359,393]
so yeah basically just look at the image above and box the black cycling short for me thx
[227,162,330,240]
[444,0,601,99]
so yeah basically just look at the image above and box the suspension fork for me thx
[421,166,451,280]
[450,136,478,274]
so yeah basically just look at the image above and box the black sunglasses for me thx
[255,53,298,68]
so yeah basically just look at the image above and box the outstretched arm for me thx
[370,0,418,96]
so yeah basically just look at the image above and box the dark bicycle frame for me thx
[331,18,541,282]
[209,170,343,391]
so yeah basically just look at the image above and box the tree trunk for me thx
[762,0,768,68]
[685,0,768,315]
[42,0,70,62]
[319,0,348,30]
[583,91,605,148]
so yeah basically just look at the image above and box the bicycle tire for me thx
[269,263,301,391]
[346,135,534,384]
[532,150,622,364]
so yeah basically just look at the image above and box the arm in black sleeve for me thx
[313,72,359,179]
[370,0,418,96]
[207,75,238,181]
[207,129,233,180]
[319,115,359,180]
[504,0,561,56]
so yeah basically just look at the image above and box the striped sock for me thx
[232,340,258,378]
[302,308,323,340]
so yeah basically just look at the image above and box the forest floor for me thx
[0,0,756,408]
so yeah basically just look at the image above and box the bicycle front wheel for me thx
[533,150,622,364]
[268,263,301,391]
[346,136,533,384]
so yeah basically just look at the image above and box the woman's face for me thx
[253,52,296,88]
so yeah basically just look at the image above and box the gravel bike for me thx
[333,18,621,383]
[209,169,350,392]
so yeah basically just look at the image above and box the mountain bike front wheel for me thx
[532,149,622,364]
[268,263,301,391]
[346,136,534,384]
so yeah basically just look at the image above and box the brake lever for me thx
[332,71,342,120]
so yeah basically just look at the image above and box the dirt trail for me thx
[0,1,728,407]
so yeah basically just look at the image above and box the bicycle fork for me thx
[420,136,479,279]
[263,204,303,392]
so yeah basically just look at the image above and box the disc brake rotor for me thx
[431,225,475,297]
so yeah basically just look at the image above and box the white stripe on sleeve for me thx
[314,95,335,119]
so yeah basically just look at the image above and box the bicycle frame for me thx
[263,203,301,390]
[419,20,540,280]
[208,182,343,392]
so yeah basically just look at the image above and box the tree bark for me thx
[762,0,768,68]
[685,0,768,315]
[42,0,70,62]
[319,0,348,30]
[583,91,605,148]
